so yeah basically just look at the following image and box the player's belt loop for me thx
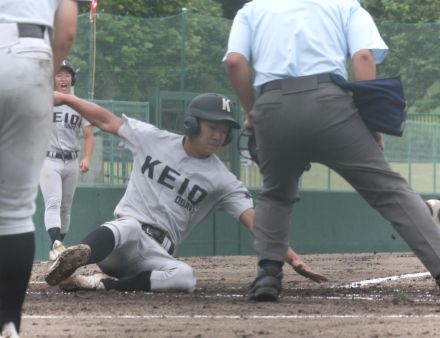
[141,223,175,255]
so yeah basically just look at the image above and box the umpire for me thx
[225,0,440,301]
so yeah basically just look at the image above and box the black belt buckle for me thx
[17,23,45,39]
[142,223,175,255]
[143,224,166,243]
[62,151,78,160]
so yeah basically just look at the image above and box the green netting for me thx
[71,12,440,192]
[71,13,232,100]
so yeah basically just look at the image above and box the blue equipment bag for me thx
[330,74,407,136]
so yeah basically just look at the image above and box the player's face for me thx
[55,70,73,94]
[191,120,230,157]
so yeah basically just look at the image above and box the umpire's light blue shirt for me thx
[224,0,388,89]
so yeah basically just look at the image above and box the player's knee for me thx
[45,197,62,211]
[60,203,72,213]
[175,264,196,292]
[150,263,196,293]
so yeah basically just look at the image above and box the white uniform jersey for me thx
[114,115,253,248]
[0,0,60,27]
[48,104,91,152]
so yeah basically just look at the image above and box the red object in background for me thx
[89,0,98,22]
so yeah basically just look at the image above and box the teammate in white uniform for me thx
[0,1,78,336]
[44,92,327,293]
[40,60,94,261]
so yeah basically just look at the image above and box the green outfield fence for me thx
[79,96,440,194]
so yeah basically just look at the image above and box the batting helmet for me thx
[58,60,77,86]
[183,93,240,146]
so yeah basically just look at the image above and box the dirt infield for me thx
[22,252,440,337]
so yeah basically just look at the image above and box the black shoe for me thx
[248,266,283,302]
[435,275,440,288]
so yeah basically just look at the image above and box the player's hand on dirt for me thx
[286,249,328,283]
[290,260,329,283]
[80,159,90,172]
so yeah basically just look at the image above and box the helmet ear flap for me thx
[223,130,233,146]
[183,116,199,137]
[184,116,233,146]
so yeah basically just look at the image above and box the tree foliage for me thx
[363,0,440,23]
[70,0,440,114]
[215,0,248,19]
[80,0,222,17]
[71,11,232,102]
[363,0,440,112]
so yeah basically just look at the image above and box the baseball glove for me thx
[426,199,440,226]
[238,129,259,165]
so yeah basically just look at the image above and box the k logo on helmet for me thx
[222,98,231,112]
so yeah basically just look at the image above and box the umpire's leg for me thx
[315,98,440,279]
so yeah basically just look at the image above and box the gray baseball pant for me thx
[252,76,440,278]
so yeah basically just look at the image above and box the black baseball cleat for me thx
[248,266,283,302]
[435,274,440,289]
[45,244,91,286]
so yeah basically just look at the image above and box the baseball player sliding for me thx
[40,60,94,261]
[44,92,327,293]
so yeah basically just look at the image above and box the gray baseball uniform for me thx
[0,0,63,333]
[0,1,58,235]
[40,103,91,235]
[98,116,253,291]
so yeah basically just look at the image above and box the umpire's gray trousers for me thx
[252,75,440,278]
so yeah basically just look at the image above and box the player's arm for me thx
[52,0,78,73]
[80,125,94,173]
[239,208,328,283]
[225,53,255,130]
[54,92,123,135]
[352,49,384,150]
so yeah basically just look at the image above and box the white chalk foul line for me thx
[28,271,434,301]
[22,314,440,320]
[341,272,430,289]
[31,271,431,289]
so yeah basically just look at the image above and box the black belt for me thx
[141,223,175,255]
[17,23,47,39]
[46,150,79,160]
[260,73,334,94]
